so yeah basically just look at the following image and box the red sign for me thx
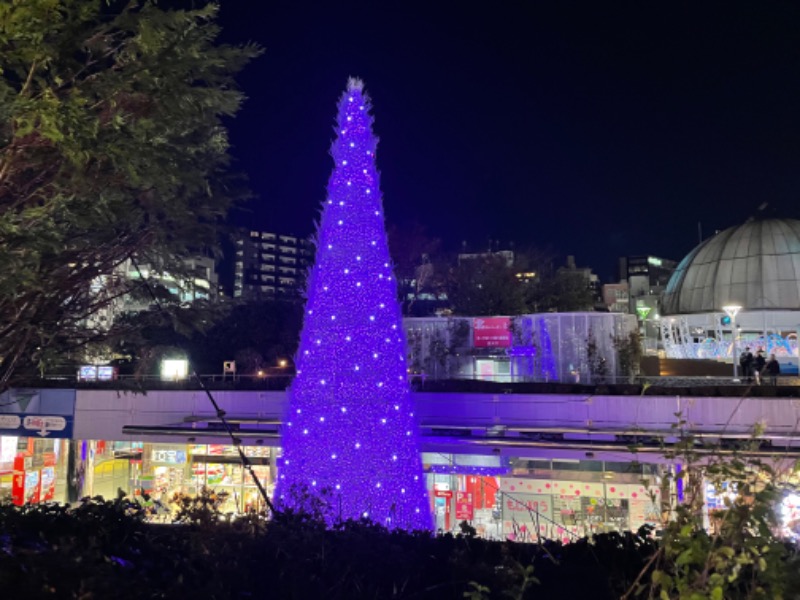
[456,491,474,520]
[12,455,25,506]
[434,489,453,499]
[473,317,511,348]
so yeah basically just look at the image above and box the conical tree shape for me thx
[274,79,431,531]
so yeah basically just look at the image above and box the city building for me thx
[233,229,313,300]
[5,385,800,540]
[85,255,219,332]
[618,255,677,315]
[661,218,800,372]
[614,255,677,354]
[601,281,629,313]
[457,249,515,267]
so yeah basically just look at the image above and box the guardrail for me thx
[26,371,800,396]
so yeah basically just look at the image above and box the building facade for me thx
[233,230,313,300]
[660,218,800,373]
[601,281,630,313]
[7,387,800,541]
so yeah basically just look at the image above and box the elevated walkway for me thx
[59,387,800,463]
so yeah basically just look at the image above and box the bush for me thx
[0,498,656,599]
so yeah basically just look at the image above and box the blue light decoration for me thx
[273,78,432,531]
[536,317,557,381]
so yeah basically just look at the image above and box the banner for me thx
[455,491,474,520]
[473,317,511,348]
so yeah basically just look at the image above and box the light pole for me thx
[723,305,742,381]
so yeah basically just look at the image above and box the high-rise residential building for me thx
[233,229,313,300]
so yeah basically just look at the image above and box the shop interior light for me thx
[160,359,188,381]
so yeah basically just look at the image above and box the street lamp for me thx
[722,305,742,380]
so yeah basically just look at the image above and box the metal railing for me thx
[27,371,798,396]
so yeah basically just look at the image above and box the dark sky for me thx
[217,1,800,279]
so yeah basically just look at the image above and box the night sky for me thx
[217,1,800,279]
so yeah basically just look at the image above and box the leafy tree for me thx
[625,419,800,600]
[0,0,260,386]
[387,220,442,285]
[111,299,302,375]
[586,328,607,383]
[387,220,448,315]
[550,270,595,311]
[524,269,595,313]
[614,330,643,383]
[448,254,526,316]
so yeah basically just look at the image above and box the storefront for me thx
[83,440,276,516]
[424,455,665,542]
[0,436,70,505]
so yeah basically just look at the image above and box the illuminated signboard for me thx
[473,317,511,348]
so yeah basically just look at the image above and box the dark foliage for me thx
[0,498,658,599]
[108,298,303,376]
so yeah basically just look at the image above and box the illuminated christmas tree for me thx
[274,79,431,530]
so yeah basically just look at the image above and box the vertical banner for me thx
[455,491,474,520]
[41,453,56,501]
[12,455,26,506]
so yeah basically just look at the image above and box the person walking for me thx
[739,347,754,382]
[754,349,766,385]
[765,354,781,385]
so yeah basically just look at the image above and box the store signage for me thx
[78,365,118,382]
[0,415,20,429]
[473,317,511,348]
[0,413,73,438]
[455,491,474,521]
[150,449,187,464]
[434,489,453,499]
[23,415,67,437]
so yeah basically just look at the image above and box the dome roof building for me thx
[660,218,800,367]
[663,218,800,315]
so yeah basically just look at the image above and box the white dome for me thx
[662,218,800,315]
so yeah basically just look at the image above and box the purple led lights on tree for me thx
[274,79,431,531]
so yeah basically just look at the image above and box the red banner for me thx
[473,317,511,348]
[12,455,25,506]
[456,491,474,520]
